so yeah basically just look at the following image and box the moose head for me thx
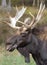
[6,3,45,51]
[5,3,47,65]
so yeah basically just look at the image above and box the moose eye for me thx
[6,43,12,45]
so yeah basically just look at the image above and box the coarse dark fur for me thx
[6,28,47,65]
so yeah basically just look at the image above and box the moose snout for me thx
[6,44,11,51]
[6,45,15,52]
[6,42,18,52]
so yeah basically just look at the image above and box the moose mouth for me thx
[7,47,15,52]
[6,42,18,52]
[6,45,14,52]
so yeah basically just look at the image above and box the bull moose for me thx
[4,3,47,65]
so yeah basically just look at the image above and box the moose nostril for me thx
[6,45,11,50]
[6,47,11,51]
[6,47,9,51]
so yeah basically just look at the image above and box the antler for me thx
[0,3,45,33]
[31,3,45,29]
[18,3,45,32]
[3,6,27,29]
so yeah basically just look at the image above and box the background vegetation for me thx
[0,0,47,7]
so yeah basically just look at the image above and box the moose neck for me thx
[27,33,40,53]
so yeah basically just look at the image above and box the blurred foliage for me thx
[0,0,32,6]
[0,0,47,6]
[9,0,33,6]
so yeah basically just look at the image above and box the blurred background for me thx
[0,0,47,65]
[0,0,47,7]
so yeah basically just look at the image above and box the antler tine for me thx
[31,4,45,30]
[16,5,19,14]
[15,6,27,21]
[28,12,35,27]
[36,2,43,20]
[2,21,21,29]
[37,4,45,22]
[29,12,35,19]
